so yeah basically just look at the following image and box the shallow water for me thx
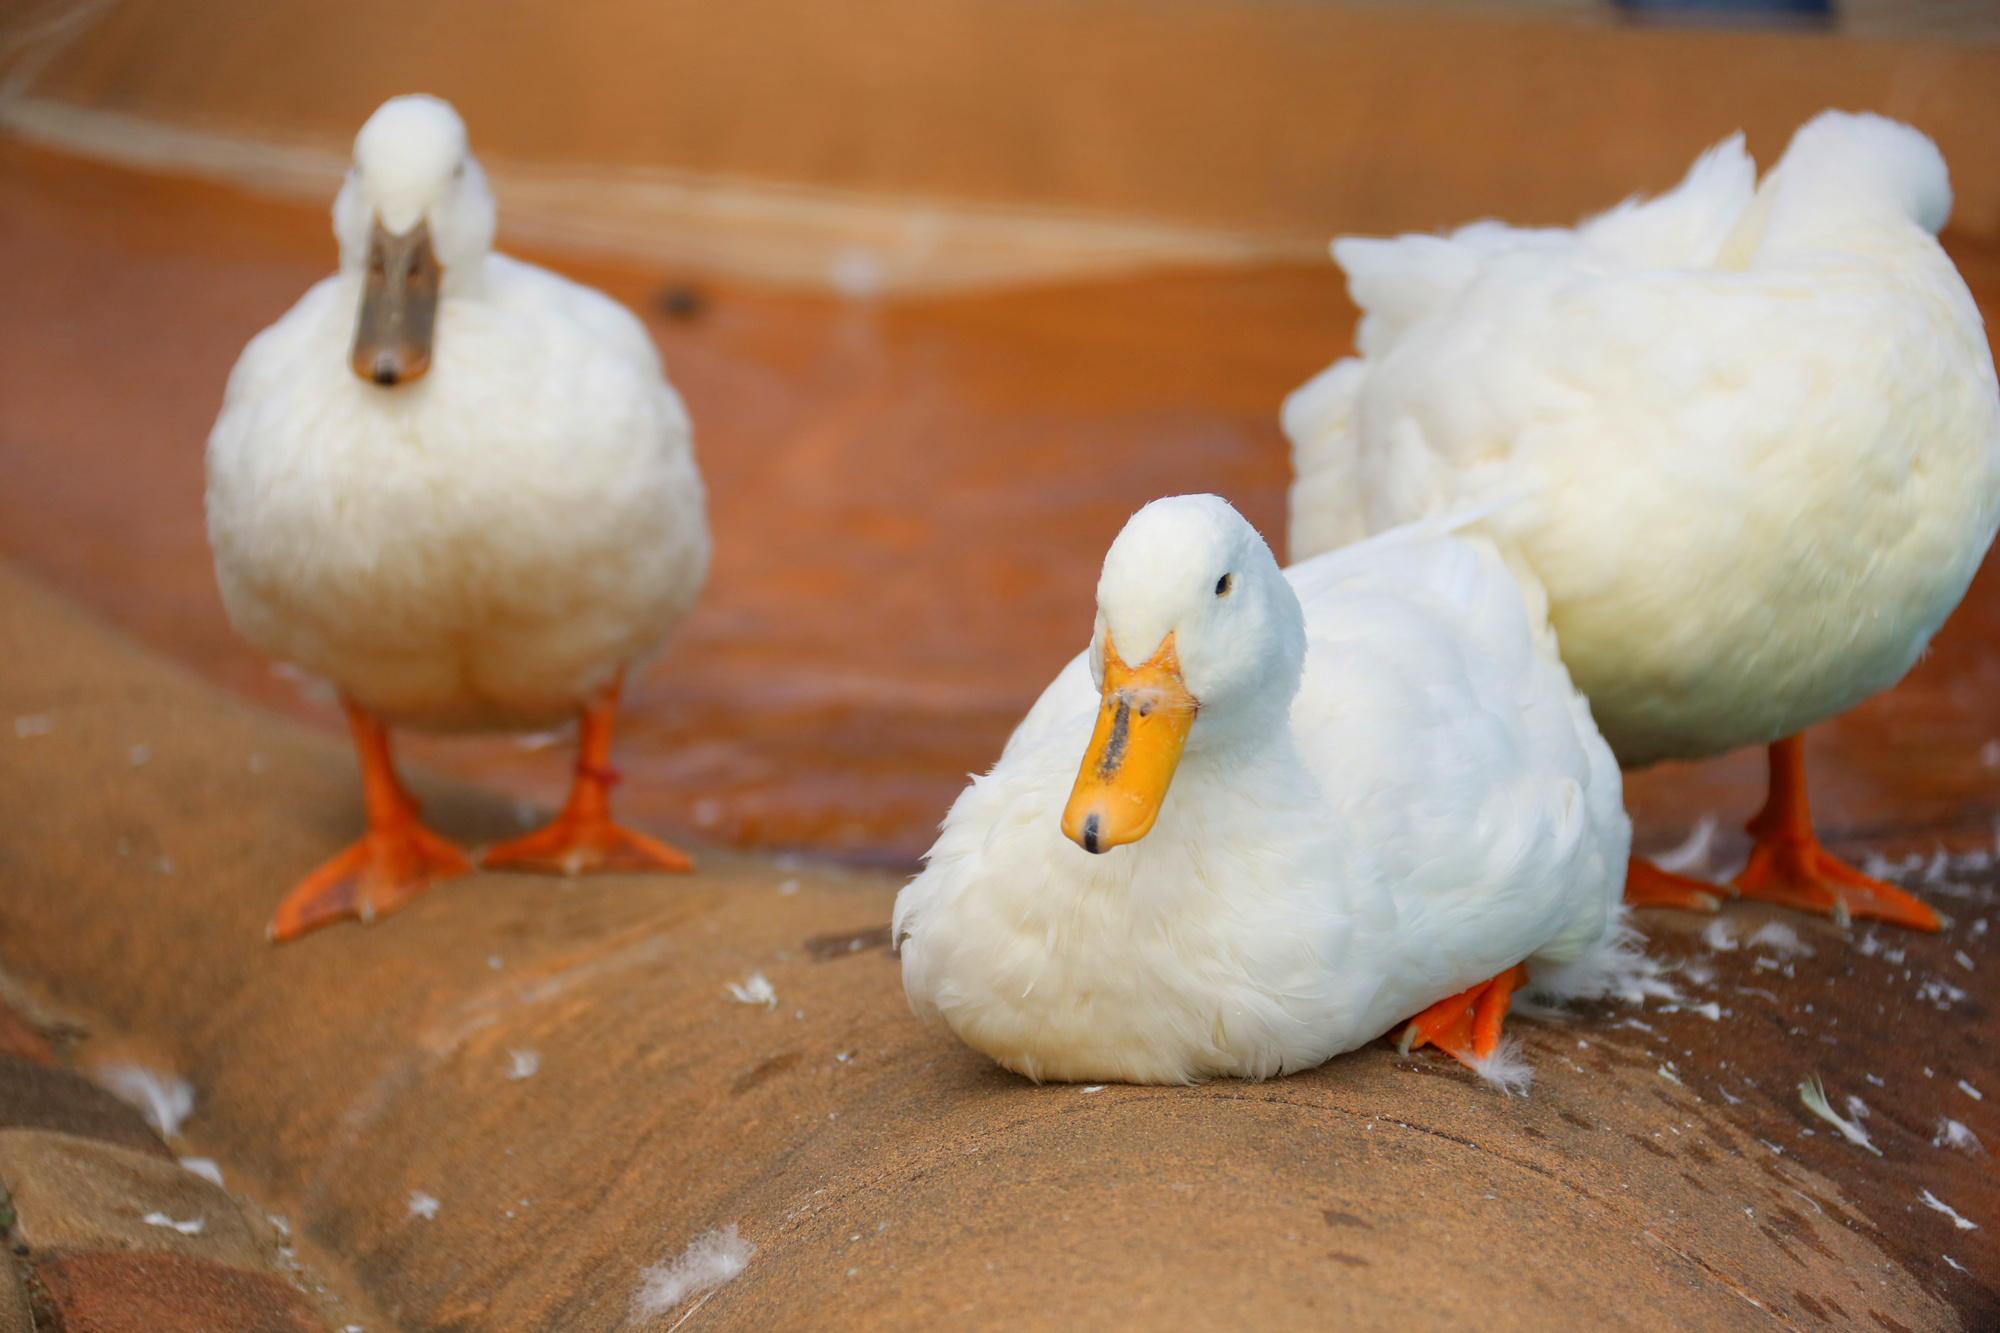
[5,138,2000,868]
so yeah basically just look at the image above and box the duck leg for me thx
[1397,963,1529,1066]
[269,699,470,942]
[1730,734,1938,930]
[1622,858,1724,913]
[483,673,694,876]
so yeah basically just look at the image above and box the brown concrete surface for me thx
[0,985,374,1330]
[0,1129,272,1269]
[10,0,2000,251]
[35,1252,331,1333]
[0,1262,27,1333]
[0,1008,52,1067]
[0,1061,170,1162]
[1,558,1993,1331]
[5,140,2000,873]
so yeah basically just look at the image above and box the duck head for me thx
[1062,495,1306,853]
[333,95,496,387]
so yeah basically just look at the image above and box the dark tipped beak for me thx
[351,218,440,387]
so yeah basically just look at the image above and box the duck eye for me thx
[1215,574,1233,597]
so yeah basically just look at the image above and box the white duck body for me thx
[207,98,708,732]
[894,496,1633,1085]
[1285,111,2000,767]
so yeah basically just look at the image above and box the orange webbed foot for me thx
[483,675,695,877]
[270,820,470,942]
[483,809,694,876]
[1398,963,1530,1072]
[1623,857,1724,913]
[270,697,472,943]
[1733,840,1938,931]
[1731,736,1939,932]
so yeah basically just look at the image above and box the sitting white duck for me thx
[1286,110,2000,931]
[206,95,709,941]
[894,495,1638,1085]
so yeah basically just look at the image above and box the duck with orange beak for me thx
[895,495,1658,1088]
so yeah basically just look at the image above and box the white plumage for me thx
[894,495,1634,1085]
[1285,111,2000,769]
[206,96,707,938]
[208,96,707,733]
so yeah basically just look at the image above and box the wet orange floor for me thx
[6,137,2000,869]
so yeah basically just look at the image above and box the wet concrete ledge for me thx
[1,562,1993,1330]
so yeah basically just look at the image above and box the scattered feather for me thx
[1919,978,1969,1006]
[1466,1038,1533,1097]
[1959,1079,1983,1101]
[1856,931,1907,964]
[1516,912,1676,1014]
[179,1157,224,1188]
[407,1191,440,1220]
[1701,918,1738,952]
[508,1050,539,1080]
[95,1063,194,1138]
[1933,1119,1985,1155]
[1747,922,1813,958]
[141,1211,204,1235]
[725,972,777,1010]
[1919,1190,1979,1231]
[1654,816,1718,874]
[1798,1076,1880,1155]
[633,1224,756,1324]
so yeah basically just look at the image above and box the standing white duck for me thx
[1286,110,2000,931]
[207,95,709,941]
[894,495,1638,1085]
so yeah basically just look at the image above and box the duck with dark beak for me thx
[351,218,441,386]
[206,94,712,942]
